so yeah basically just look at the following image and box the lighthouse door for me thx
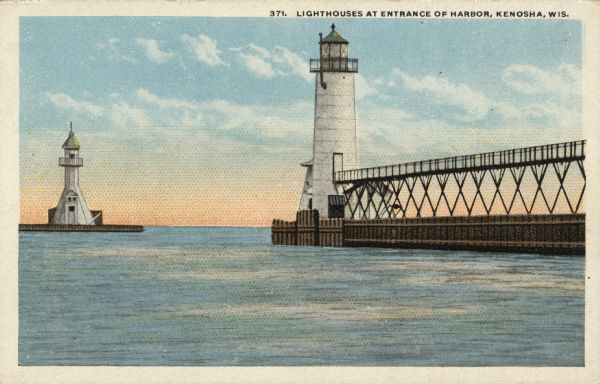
[68,206,76,224]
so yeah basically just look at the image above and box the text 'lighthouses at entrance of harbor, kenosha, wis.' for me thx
[298,24,358,218]
[48,122,99,225]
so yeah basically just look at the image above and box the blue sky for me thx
[19,17,582,225]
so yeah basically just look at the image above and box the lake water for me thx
[19,227,584,366]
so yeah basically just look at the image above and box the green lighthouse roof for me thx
[321,23,348,44]
[62,129,80,150]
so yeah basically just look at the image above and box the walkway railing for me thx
[335,140,585,183]
[336,140,586,219]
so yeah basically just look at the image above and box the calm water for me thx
[19,227,584,366]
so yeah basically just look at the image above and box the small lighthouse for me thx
[48,122,98,225]
[20,122,142,231]
[299,24,358,218]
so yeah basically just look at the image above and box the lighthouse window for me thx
[68,206,75,212]
[69,154,75,159]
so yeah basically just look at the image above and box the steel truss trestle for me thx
[336,140,586,219]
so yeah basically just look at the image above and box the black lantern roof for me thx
[321,24,348,44]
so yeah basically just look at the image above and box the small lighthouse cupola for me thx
[49,122,96,225]
[299,25,358,218]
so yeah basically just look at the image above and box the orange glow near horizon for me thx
[20,173,303,227]
[20,130,585,227]
[21,167,585,226]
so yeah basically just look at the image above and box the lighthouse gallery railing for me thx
[310,58,358,73]
[59,157,83,167]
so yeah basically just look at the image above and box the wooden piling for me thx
[271,212,584,255]
[271,219,297,245]
[296,210,319,246]
[319,218,343,247]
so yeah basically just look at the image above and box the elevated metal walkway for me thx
[334,140,586,219]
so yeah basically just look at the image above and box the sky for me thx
[19,17,582,226]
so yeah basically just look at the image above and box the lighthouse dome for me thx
[62,130,80,150]
[321,24,349,44]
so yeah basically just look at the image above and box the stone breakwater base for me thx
[272,210,585,256]
[19,224,144,232]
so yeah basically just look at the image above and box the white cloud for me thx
[272,46,312,83]
[136,88,198,110]
[238,52,277,78]
[249,43,271,59]
[519,100,581,128]
[46,92,156,129]
[135,38,176,63]
[558,63,580,82]
[234,44,311,83]
[206,99,312,139]
[355,66,582,164]
[356,103,580,167]
[392,69,493,122]
[132,88,313,142]
[355,74,377,100]
[491,101,521,120]
[46,93,104,116]
[137,89,313,143]
[501,64,580,96]
[109,101,150,128]
[96,38,137,64]
[181,34,225,67]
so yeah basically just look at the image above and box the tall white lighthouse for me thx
[299,24,358,218]
[49,123,96,225]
